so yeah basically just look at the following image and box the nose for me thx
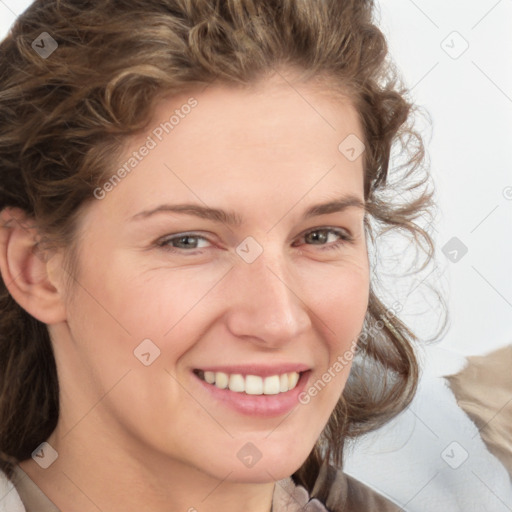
[224,249,312,348]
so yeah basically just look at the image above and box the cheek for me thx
[305,264,369,405]
[315,263,370,347]
[69,260,223,348]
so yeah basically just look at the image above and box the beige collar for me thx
[11,466,59,512]
[272,477,329,511]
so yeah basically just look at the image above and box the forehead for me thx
[98,74,365,223]
[151,73,362,152]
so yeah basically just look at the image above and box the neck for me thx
[19,419,276,512]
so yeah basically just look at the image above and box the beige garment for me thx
[9,462,401,512]
[10,466,59,512]
[446,345,512,478]
[309,462,402,512]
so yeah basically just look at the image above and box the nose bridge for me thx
[225,246,311,344]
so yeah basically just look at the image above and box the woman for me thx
[0,0,434,510]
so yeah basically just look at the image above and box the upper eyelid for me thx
[299,225,351,237]
[158,227,351,247]
[294,226,353,242]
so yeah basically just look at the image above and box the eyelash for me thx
[156,227,353,254]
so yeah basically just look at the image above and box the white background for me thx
[376,0,512,358]
[1,0,511,356]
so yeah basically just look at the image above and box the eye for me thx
[295,227,353,251]
[157,233,212,253]
[156,228,353,256]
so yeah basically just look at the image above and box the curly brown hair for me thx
[0,0,437,494]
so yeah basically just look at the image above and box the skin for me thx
[0,71,369,512]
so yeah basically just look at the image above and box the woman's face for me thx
[52,73,369,483]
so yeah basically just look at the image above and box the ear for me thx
[0,207,67,324]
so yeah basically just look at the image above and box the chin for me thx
[222,452,311,484]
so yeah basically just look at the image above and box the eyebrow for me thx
[130,195,365,226]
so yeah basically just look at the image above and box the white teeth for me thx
[215,371,229,389]
[199,371,301,395]
[288,372,299,389]
[245,375,263,395]
[228,374,245,392]
[279,374,289,393]
[263,375,280,395]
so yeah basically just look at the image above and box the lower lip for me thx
[194,372,310,418]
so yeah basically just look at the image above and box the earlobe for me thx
[0,207,67,324]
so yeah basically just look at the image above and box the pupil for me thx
[178,236,196,248]
[308,231,327,244]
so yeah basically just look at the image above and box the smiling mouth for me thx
[193,369,301,395]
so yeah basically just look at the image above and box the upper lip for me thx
[194,364,311,377]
